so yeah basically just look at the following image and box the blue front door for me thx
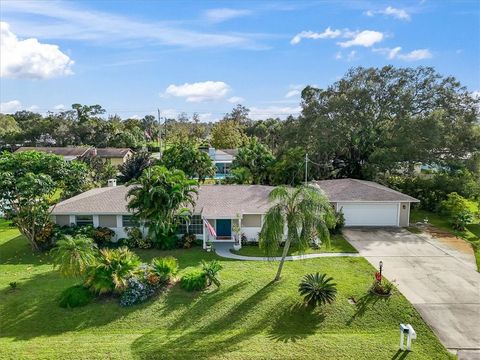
[216,219,231,237]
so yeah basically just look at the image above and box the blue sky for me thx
[1,0,479,121]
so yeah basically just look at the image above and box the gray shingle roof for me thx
[193,185,274,218]
[312,178,419,202]
[95,148,132,158]
[51,180,418,216]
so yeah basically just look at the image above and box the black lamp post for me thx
[379,260,383,277]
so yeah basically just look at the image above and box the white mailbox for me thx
[399,323,416,351]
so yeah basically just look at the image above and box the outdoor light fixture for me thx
[379,260,383,277]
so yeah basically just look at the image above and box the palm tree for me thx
[51,235,98,277]
[127,165,198,249]
[259,185,335,281]
[298,273,337,307]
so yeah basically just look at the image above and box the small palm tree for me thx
[259,185,335,281]
[298,273,337,307]
[201,260,223,287]
[51,235,98,277]
[84,247,141,294]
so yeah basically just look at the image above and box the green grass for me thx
[232,234,358,257]
[0,219,452,359]
[411,209,480,270]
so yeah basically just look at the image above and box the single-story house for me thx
[50,179,418,249]
[15,146,133,165]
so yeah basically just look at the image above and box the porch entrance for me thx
[216,219,232,238]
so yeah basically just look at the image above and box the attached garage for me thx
[312,178,420,227]
[337,202,399,227]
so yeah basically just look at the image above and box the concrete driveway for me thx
[343,228,480,359]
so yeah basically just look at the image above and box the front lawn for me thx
[0,220,452,359]
[411,209,480,270]
[232,234,358,257]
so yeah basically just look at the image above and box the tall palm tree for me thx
[127,165,198,248]
[259,185,335,281]
[51,235,98,277]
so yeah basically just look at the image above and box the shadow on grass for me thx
[131,280,280,359]
[347,291,392,325]
[391,349,411,360]
[0,235,50,265]
[267,302,325,343]
[0,271,141,340]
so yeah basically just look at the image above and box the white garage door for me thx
[338,202,399,226]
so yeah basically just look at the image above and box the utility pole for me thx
[157,108,162,159]
[305,153,308,185]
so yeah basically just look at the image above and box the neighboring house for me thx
[204,147,238,178]
[15,146,133,165]
[51,179,419,249]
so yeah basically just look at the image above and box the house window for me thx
[122,215,136,227]
[177,215,203,235]
[76,215,93,226]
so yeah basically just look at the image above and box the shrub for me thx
[119,276,158,307]
[371,279,396,296]
[51,235,98,277]
[201,260,222,287]
[331,210,345,235]
[151,256,179,283]
[58,285,93,308]
[93,227,115,247]
[298,273,337,307]
[35,221,56,250]
[124,227,152,249]
[178,232,197,249]
[84,247,141,294]
[180,268,207,291]
[452,211,474,231]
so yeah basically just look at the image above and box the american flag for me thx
[203,219,216,237]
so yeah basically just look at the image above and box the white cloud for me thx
[290,27,342,45]
[0,22,74,79]
[365,6,411,21]
[250,105,301,120]
[227,96,245,103]
[163,81,230,102]
[2,1,258,49]
[374,47,432,61]
[285,85,304,98]
[338,30,384,48]
[205,8,252,23]
[0,100,22,113]
[54,104,66,110]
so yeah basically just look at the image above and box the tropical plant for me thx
[259,185,335,281]
[180,268,207,291]
[201,260,223,287]
[127,166,198,249]
[298,273,337,307]
[331,209,345,235]
[178,232,197,249]
[0,151,91,251]
[161,141,215,182]
[51,235,98,277]
[58,284,94,308]
[92,227,115,247]
[232,138,275,184]
[84,247,141,294]
[451,211,474,231]
[151,256,179,282]
[118,150,153,183]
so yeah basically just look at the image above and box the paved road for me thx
[343,228,480,360]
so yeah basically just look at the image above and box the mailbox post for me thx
[399,324,416,351]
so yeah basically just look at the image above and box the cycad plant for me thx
[201,260,223,287]
[51,235,98,277]
[298,273,337,307]
[151,256,179,283]
[259,185,335,281]
[84,247,141,294]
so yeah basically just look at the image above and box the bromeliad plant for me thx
[298,273,337,307]
[201,260,223,287]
